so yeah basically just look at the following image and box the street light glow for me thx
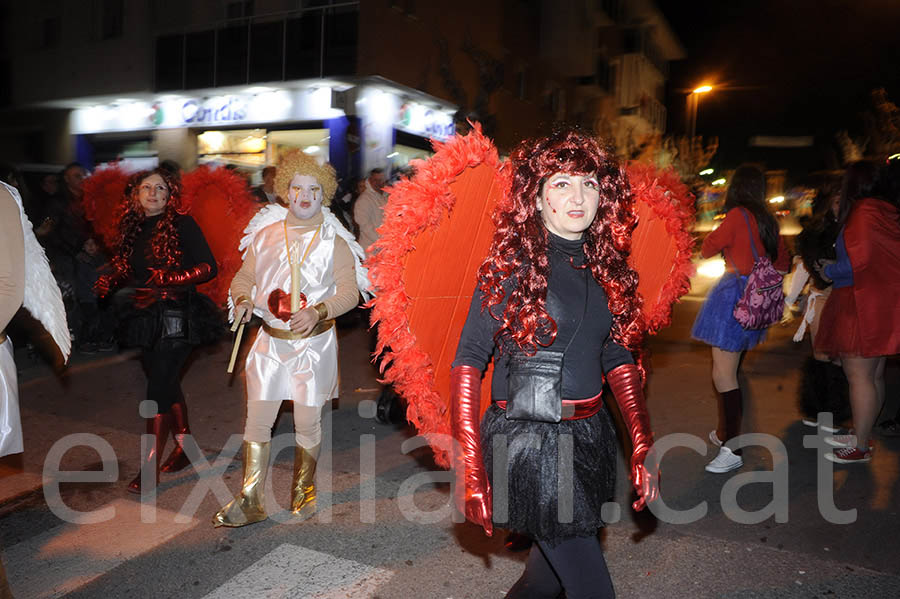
[693,85,713,94]
[697,258,726,278]
[699,168,714,176]
[711,178,727,186]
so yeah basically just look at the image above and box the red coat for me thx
[701,207,791,275]
[816,198,900,357]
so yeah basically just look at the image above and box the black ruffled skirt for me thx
[113,288,224,349]
[481,403,617,546]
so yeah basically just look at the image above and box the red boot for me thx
[160,401,192,473]
[127,412,172,494]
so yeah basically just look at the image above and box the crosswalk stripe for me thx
[201,543,393,599]
[5,498,198,599]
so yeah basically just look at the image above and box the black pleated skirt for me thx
[481,403,617,546]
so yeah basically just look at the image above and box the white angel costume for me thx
[0,182,71,457]
[231,205,370,407]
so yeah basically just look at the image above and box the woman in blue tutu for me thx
[692,165,790,473]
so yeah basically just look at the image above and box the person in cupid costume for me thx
[214,151,369,527]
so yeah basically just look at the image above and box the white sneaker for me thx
[708,430,723,447]
[705,446,743,473]
[824,434,857,448]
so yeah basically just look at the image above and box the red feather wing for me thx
[368,125,501,468]
[82,165,130,252]
[181,166,258,305]
[626,161,696,334]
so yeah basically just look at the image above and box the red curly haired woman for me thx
[95,168,219,493]
[451,129,658,598]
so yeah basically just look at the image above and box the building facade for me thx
[0,0,683,181]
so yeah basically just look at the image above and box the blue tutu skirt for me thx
[691,274,767,352]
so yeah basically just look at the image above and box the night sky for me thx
[657,0,900,182]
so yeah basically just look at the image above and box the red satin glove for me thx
[606,363,659,511]
[147,263,213,287]
[132,287,158,309]
[93,275,115,298]
[450,365,493,536]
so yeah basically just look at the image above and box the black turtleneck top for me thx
[453,231,633,401]
[127,214,217,287]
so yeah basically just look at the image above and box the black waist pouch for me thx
[505,350,564,423]
[160,306,188,340]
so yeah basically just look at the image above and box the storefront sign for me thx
[181,96,248,125]
[396,101,455,141]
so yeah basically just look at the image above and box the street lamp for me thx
[688,85,713,140]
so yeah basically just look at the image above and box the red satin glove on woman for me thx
[450,365,493,536]
[147,263,214,287]
[606,363,659,511]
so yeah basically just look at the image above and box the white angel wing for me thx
[2,182,71,362]
[321,206,371,300]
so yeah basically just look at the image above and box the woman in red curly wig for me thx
[451,129,658,598]
[95,167,220,494]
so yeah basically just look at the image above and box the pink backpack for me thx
[730,209,784,330]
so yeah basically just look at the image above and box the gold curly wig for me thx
[274,149,338,205]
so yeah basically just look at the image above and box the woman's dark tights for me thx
[506,535,615,599]
[141,342,192,414]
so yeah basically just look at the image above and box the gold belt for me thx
[262,319,334,340]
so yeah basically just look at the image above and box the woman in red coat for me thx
[815,159,900,463]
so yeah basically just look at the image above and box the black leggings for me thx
[141,342,192,414]
[506,535,615,599]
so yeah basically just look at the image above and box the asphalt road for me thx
[1,286,899,599]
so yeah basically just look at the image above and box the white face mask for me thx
[288,174,324,220]
[536,172,601,240]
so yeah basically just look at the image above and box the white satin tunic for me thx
[246,219,339,407]
[0,338,23,457]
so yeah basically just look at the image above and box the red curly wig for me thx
[110,168,186,279]
[478,128,645,355]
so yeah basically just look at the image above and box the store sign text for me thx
[182,96,248,125]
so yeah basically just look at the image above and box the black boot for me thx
[798,357,826,422]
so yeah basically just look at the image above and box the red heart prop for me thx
[268,288,306,322]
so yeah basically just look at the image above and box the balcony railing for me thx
[155,2,359,91]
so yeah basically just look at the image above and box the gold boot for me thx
[213,441,270,527]
[290,443,320,519]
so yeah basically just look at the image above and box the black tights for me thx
[506,535,615,599]
[141,343,192,414]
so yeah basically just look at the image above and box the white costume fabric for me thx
[0,182,70,457]
[353,180,388,258]
[233,205,370,407]
[0,338,21,457]
[785,259,831,343]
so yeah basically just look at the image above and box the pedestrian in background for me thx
[252,166,282,205]
[353,167,387,258]
[691,165,791,473]
[815,159,900,463]
[787,179,850,431]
